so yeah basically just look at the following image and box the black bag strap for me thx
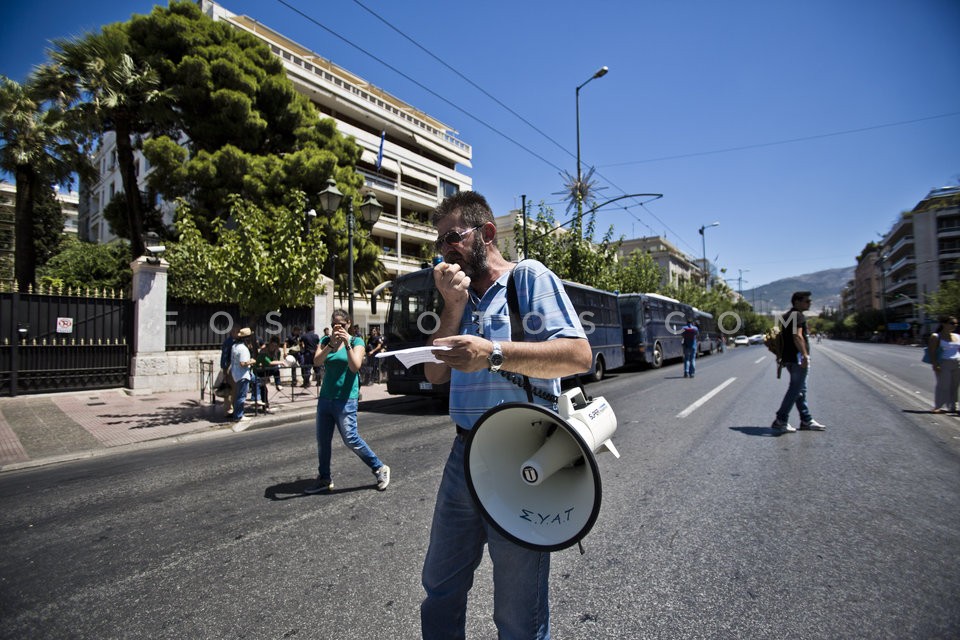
[506,265,525,343]
[503,266,532,402]
[501,263,558,404]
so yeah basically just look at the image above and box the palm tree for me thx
[0,76,82,289]
[34,24,170,259]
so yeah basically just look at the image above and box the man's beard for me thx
[445,234,487,278]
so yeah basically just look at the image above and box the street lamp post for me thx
[738,268,750,298]
[318,178,383,320]
[574,66,608,235]
[875,253,889,340]
[698,222,719,289]
[521,194,528,259]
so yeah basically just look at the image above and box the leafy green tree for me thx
[165,193,378,318]
[126,1,377,299]
[616,249,662,293]
[925,279,960,320]
[0,76,85,288]
[37,235,131,292]
[32,185,65,267]
[130,2,361,225]
[36,24,172,259]
[516,201,621,289]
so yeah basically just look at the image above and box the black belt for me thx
[455,425,470,441]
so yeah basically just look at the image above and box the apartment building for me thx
[80,0,472,327]
[1,180,79,286]
[619,236,701,288]
[852,245,882,314]
[880,185,960,328]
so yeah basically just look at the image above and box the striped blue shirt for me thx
[450,260,586,429]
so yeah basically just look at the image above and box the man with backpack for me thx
[772,291,827,433]
[681,318,699,378]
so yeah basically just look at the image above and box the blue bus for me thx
[618,292,690,368]
[692,308,722,355]
[373,268,624,397]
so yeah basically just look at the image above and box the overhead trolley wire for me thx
[274,0,564,172]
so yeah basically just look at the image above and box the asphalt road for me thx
[1,340,958,639]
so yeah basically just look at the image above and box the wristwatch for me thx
[487,341,504,372]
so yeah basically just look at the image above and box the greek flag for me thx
[376,131,385,171]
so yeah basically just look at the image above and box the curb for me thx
[0,404,318,474]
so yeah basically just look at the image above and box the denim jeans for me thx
[233,377,250,419]
[776,361,812,423]
[421,436,550,640]
[683,345,697,376]
[315,398,382,481]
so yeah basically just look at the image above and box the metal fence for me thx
[0,286,132,396]
[166,301,313,351]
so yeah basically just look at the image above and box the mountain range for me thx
[742,266,855,315]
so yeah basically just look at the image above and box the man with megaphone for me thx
[420,191,593,640]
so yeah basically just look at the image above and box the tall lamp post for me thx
[575,66,609,232]
[698,222,719,289]
[318,178,383,320]
[875,253,889,339]
[738,268,750,298]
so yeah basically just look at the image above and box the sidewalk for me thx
[0,381,393,472]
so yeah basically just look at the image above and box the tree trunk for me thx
[114,116,145,259]
[13,166,37,290]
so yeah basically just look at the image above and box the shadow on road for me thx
[264,478,377,501]
[729,426,784,437]
[359,395,448,416]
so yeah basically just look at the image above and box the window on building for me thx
[440,179,459,199]
[938,237,960,253]
[937,216,960,232]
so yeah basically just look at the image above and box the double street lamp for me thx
[698,221,719,289]
[317,177,383,320]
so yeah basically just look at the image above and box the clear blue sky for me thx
[3,0,959,288]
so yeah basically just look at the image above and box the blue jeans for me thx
[315,398,382,481]
[233,377,250,419]
[776,362,812,423]
[421,436,550,640]
[683,345,697,376]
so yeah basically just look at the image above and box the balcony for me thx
[888,255,915,273]
[379,252,431,278]
[888,235,914,256]
[887,276,917,294]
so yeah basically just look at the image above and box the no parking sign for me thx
[56,317,74,334]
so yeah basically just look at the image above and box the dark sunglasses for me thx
[331,322,346,329]
[435,224,483,252]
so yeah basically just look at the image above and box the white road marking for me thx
[677,377,737,418]
[754,356,766,364]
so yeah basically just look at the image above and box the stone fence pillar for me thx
[129,256,170,392]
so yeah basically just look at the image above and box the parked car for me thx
[748,334,764,345]
[734,335,750,346]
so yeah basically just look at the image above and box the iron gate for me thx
[0,287,132,396]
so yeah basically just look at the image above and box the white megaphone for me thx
[464,387,619,552]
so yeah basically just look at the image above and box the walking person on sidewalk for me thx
[421,191,592,639]
[929,315,960,413]
[771,291,826,433]
[230,327,257,431]
[305,310,390,494]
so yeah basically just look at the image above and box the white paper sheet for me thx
[376,345,450,368]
